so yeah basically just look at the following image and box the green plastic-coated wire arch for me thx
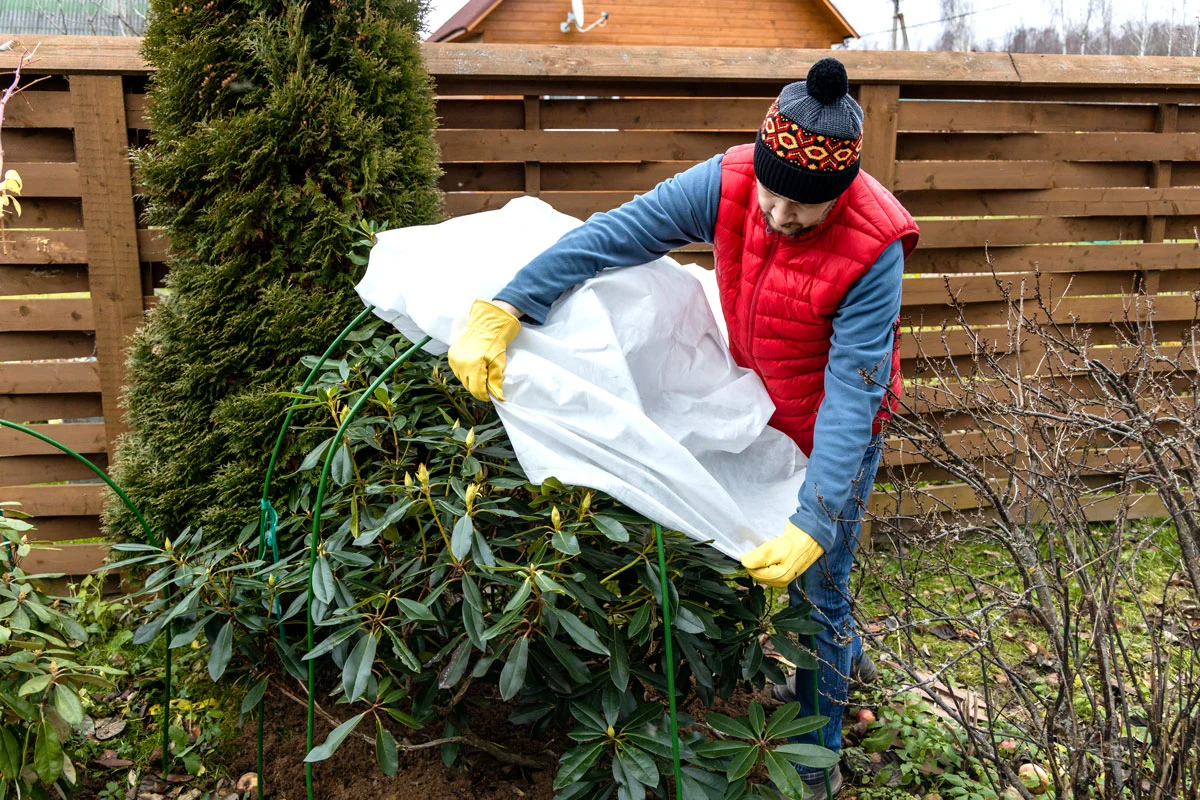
[304,335,431,798]
[253,304,379,799]
[0,418,172,778]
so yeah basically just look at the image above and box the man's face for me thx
[755,180,836,237]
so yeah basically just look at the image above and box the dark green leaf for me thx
[769,715,828,740]
[304,713,365,762]
[554,742,606,789]
[53,685,83,726]
[395,597,437,623]
[555,609,610,656]
[763,749,809,799]
[726,742,760,782]
[331,443,353,486]
[769,634,817,671]
[314,556,336,605]
[617,746,658,787]
[747,701,765,737]
[376,719,398,777]
[551,530,580,556]
[208,621,234,681]
[499,636,530,701]
[343,633,377,702]
[33,718,63,784]
[609,629,629,692]
[704,712,755,740]
[241,676,269,715]
[592,515,629,542]
[450,516,474,562]
[773,742,841,769]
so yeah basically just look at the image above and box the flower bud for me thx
[267,574,276,587]
[164,536,172,552]
[551,506,562,531]
[417,463,430,488]
[580,491,593,515]
[465,483,479,513]
[465,427,475,450]
[404,471,414,489]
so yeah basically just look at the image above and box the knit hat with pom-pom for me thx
[754,57,864,204]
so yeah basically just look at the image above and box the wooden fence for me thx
[1,37,1198,574]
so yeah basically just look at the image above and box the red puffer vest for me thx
[714,144,919,456]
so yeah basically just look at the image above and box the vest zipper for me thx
[745,223,783,374]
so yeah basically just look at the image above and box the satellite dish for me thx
[561,0,608,33]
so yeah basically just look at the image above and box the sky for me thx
[421,0,1173,49]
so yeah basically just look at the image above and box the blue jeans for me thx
[788,435,883,780]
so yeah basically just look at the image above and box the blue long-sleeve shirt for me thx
[495,155,904,553]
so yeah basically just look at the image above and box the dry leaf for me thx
[94,717,127,741]
[237,772,259,792]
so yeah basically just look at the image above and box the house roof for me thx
[428,0,859,43]
[428,0,507,42]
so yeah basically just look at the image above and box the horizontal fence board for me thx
[2,90,73,128]
[444,190,636,219]
[539,98,768,131]
[438,129,752,163]
[0,331,95,361]
[0,422,106,457]
[896,132,1200,162]
[0,453,108,485]
[902,187,1200,218]
[896,100,1159,133]
[19,516,104,543]
[435,78,791,98]
[0,297,94,332]
[899,271,1140,308]
[916,216,1145,248]
[0,262,89,292]
[0,361,101,394]
[441,161,706,193]
[904,242,1200,274]
[4,162,81,197]
[900,85,1200,105]
[0,393,103,422]
[6,198,84,229]
[869,482,1177,523]
[21,543,108,576]
[0,483,103,516]
[3,128,76,162]
[894,160,1152,191]
[905,294,1200,327]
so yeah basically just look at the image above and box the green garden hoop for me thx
[0,418,172,778]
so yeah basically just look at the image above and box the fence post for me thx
[857,83,901,553]
[1141,103,1178,296]
[71,74,144,454]
[524,95,541,196]
[857,83,900,191]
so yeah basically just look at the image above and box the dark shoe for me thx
[800,764,843,799]
[771,651,878,703]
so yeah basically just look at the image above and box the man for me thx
[447,57,918,798]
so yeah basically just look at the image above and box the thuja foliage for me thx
[105,0,443,544]
[114,328,837,798]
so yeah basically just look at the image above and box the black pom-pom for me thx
[805,57,848,105]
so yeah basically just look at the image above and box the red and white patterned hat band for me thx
[759,100,863,173]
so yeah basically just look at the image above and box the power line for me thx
[859,1,1018,38]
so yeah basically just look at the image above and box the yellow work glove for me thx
[740,522,824,588]
[448,299,521,402]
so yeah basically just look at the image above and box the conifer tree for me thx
[106,0,442,542]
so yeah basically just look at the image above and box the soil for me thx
[232,690,560,800]
[74,679,788,800]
